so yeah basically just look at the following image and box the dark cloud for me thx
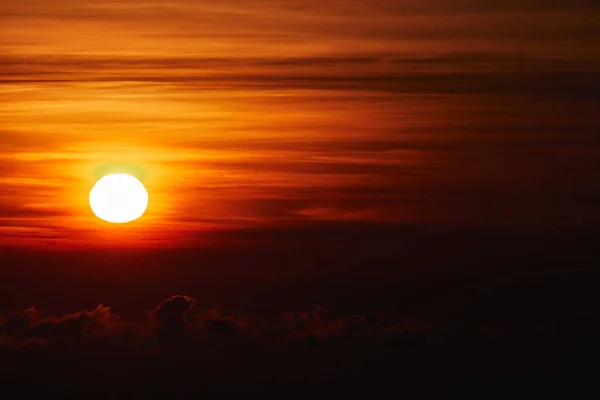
[1,291,596,350]
[0,305,121,343]
[0,307,38,339]
[280,306,367,345]
[0,296,373,351]
[0,203,70,220]
[146,295,195,351]
[191,309,253,346]
[0,296,379,350]
[2,54,599,99]
[3,70,599,99]
[149,295,195,325]
[0,293,598,395]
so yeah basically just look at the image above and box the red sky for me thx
[1,6,600,392]
[1,0,600,248]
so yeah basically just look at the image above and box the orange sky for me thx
[1,0,599,248]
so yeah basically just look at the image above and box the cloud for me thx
[191,310,254,345]
[0,307,38,339]
[149,295,195,325]
[0,296,397,351]
[146,295,195,351]
[0,304,126,345]
[32,305,114,342]
[0,293,598,395]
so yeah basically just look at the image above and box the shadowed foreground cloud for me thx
[0,295,385,353]
[1,294,598,395]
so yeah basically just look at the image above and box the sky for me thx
[1,2,599,394]
[2,0,599,248]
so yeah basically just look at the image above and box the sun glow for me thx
[89,174,149,224]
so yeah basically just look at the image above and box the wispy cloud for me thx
[1,0,599,246]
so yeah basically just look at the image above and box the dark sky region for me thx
[1,0,599,396]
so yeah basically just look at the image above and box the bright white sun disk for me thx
[89,174,149,223]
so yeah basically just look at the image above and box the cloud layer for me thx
[0,293,598,395]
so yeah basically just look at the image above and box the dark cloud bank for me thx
[1,225,599,398]
[1,293,598,396]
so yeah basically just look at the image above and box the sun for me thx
[89,174,149,224]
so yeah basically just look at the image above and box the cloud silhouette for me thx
[0,296,394,352]
[145,295,195,352]
[0,294,598,396]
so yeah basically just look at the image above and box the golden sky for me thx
[1,0,599,247]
